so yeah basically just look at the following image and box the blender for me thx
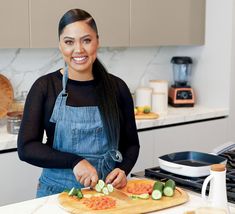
[168,56,195,107]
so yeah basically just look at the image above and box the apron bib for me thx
[36,67,122,197]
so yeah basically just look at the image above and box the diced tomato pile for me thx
[82,196,116,210]
[126,183,153,195]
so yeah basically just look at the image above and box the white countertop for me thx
[0,105,229,152]
[136,105,229,130]
[0,189,234,214]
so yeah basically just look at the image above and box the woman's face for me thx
[59,21,99,76]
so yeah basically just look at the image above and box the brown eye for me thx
[65,40,74,45]
[83,38,91,44]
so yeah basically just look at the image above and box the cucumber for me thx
[131,193,150,200]
[95,183,102,192]
[102,187,109,195]
[77,189,83,199]
[107,184,114,193]
[68,187,77,196]
[151,181,164,200]
[163,179,175,197]
[98,180,105,189]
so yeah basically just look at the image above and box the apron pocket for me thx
[71,126,104,154]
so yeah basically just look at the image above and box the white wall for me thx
[228,0,235,142]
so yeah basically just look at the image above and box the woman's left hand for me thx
[105,168,127,189]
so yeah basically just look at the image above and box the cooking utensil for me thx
[158,151,227,177]
[0,74,14,118]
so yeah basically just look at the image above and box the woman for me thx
[17,8,139,197]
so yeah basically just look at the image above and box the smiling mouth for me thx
[72,56,88,64]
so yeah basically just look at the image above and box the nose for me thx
[74,42,84,53]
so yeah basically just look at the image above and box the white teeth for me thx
[73,57,86,62]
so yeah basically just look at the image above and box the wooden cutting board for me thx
[0,74,14,118]
[135,112,159,120]
[58,179,189,214]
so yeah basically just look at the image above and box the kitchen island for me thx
[0,188,234,214]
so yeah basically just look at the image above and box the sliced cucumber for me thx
[77,189,83,199]
[98,179,105,189]
[107,184,114,193]
[102,187,109,195]
[131,193,150,200]
[138,193,150,199]
[68,187,77,196]
[163,179,175,197]
[95,183,102,192]
[152,181,164,200]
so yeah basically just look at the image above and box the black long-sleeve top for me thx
[17,70,140,175]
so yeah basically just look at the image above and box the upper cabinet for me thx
[29,0,129,48]
[0,0,205,48]
[130,0,205,46]
[0,0,29,48]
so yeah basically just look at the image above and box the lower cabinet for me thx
[0,152,41,206]
[131,118,228,174]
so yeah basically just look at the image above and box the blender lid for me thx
[171,56,193,64]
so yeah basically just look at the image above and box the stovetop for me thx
[131,167,235,204]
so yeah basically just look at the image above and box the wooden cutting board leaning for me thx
[0,74,14,118]
[58,179,189,214]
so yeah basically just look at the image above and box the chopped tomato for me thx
[82,196,116,210]
[127,183,153,195]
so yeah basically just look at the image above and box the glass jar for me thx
[6,111,23,134]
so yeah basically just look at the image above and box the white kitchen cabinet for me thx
[29,0,129,48]
[0,152,41,206]
[0,0,29,48]
[130,130,155,174]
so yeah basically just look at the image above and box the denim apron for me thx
[36,68,122,197]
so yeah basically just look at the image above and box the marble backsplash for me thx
[0,47,198,99]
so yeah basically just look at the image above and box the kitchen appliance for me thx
[168,56,195,107]
[132,143,235,203]
[158,151,227,177]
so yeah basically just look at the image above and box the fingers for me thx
[105,168,127,189]
[73,159,98,187]
[90,174,98,188]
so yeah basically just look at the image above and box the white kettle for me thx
[201,164,230,214]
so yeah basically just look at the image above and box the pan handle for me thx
[161,161,182,169]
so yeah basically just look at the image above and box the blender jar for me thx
[171,57,193,87]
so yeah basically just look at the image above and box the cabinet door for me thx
[130,0,205,46]
[30,0,129,48]
[0,0,29,48]
[130,130,155,174]
[0,152,41,206]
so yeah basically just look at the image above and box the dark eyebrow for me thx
[63,36,75,40]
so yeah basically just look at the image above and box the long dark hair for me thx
[58,9,120,147]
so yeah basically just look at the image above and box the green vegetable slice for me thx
[77,189,83,199]
[131,193,150,200]
[98,179,105,189]
[95,183,102,192]
[163,179,175,197]
[102,187,109,195]
[68,187,77,196]
[107,184,114,193]
[152,181,164,200]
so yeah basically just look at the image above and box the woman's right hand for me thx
[73,159,98,188]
